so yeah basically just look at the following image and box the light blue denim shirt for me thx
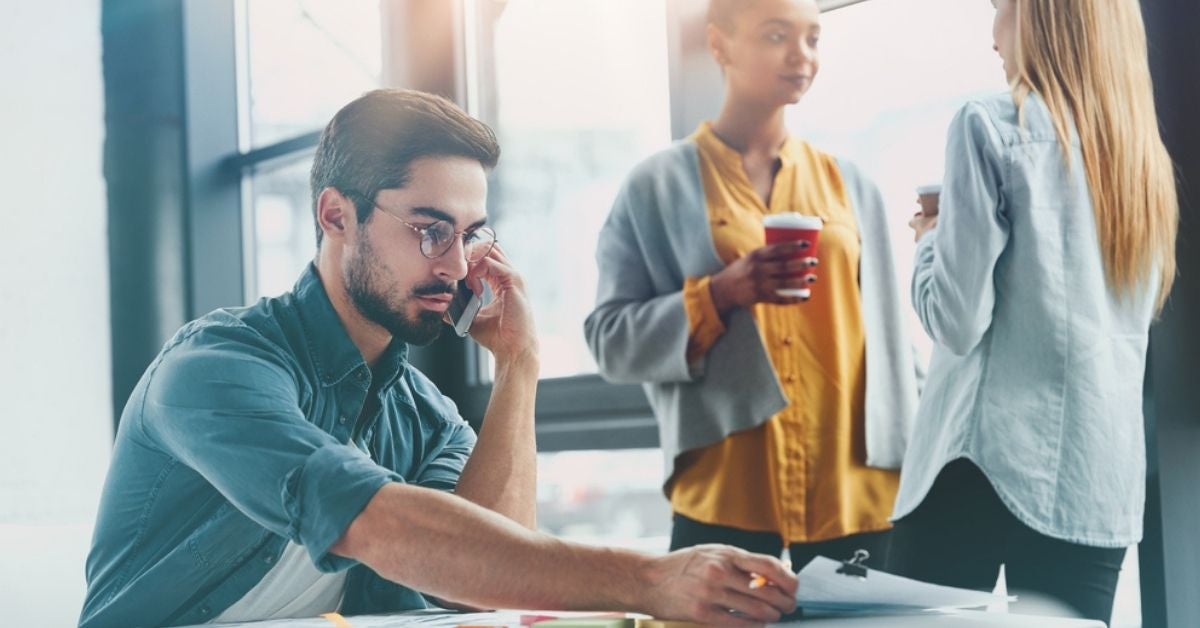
[891,92,1159,548]
[80,264,478,627]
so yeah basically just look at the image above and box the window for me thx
[242,0,382,149]
[461,4,676,543]
[248,157,317,298]
[237,0,384,299]
[467,0,673,380]
[536,449,671,552]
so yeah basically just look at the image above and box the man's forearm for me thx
[332,483,802,626]
[454,353,539,527]
[333,483,645,611]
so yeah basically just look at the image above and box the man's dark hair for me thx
[309,89,500,245]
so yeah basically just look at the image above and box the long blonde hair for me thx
[1012,0,1178,312]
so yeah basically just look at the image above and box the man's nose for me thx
[433,237,471,281]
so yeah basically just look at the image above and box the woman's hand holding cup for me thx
[709,214,822,315]
[710,242,819,314]
[910,183,941,242]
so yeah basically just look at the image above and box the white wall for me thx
[0,1,112,626]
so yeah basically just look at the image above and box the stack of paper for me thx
[796,556,1012,614]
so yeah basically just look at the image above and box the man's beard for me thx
[344,237,448,346]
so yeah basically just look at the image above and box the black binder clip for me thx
[836,549,870,580]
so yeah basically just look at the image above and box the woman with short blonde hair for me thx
[889,0,1177,622]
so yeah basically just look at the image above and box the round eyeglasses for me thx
[346,191,498,263]
[381,211,497,263]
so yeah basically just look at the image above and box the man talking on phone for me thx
[79,90,797,628]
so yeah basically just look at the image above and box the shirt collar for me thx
[691,121,800,170]
[292,263,409,389]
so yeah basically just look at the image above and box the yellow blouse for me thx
[669,123,898,544]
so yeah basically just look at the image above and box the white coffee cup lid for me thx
[916,183,942,195]
[763,213,823,230]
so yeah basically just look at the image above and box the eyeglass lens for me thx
[421,222,496,262]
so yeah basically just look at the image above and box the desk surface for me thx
[782,609,1104,627]
[191,608,1105,628]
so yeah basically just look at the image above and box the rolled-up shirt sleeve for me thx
[140,324,399,572]
[411,419,477,491]
[683,275,727,365]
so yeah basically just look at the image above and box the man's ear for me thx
[316,187,355,243]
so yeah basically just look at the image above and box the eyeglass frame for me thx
[341,189,498,262]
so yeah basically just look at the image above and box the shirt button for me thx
[200,606,211,616]
[339,416,348,424]
[784,374,797,384]
[264,554,274,565]
[782,336,794,346]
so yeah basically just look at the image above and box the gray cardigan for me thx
[584,140,921,485]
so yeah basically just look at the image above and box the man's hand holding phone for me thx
[450,243,538,366]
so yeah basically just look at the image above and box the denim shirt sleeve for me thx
[398,373,478,491]
[913,102,1011,356]
[413,417,477,491]
[139,323,400,572]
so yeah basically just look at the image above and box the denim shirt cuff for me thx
[281,443,402,572]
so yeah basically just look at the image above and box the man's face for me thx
[343,156,489,346]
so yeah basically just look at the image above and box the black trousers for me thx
[887,458,1126,624]
[669,513,892,573]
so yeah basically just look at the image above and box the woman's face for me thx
[710,0,822,107]
[992,0,1018,82]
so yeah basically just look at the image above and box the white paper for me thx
[199,609,610,628]
[796,556,1012,613]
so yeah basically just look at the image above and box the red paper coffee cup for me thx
[763,213,823,298]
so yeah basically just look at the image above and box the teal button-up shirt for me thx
[80,264,478,627]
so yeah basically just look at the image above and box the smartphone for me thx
[446,281,484,338]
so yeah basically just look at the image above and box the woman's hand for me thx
[909,211,939,242]
[709,241,818,315]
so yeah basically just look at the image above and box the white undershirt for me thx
[211,542,347,624]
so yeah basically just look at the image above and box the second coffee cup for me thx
[763,213,823,298]
[916,183,942,217]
